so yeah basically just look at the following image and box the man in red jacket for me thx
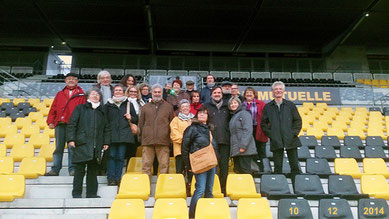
[45,73,86,176]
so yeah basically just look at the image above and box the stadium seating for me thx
[126,157,143,173]
[328,175,367,200]
[305,158,332,176]
[116,174,150,200]
[0,157,14,174]
[278,199,313,219]
[361,175,389,199]
[0,175,25,201]
[358,198,389,219]
[16,157,46,178]
[334,158,362,178]
[319,199,353,218]
[28,133,50,148]
[260,174,294,199]
[37,144,55,161]
[108,199,145,219]
[154,174,186,199]
[195,198,230,219]
[153,198,188,219]
[191,174,224,198]
[237,198,272,219]
[363,158,389,177]
[226,174,261,200]
[9,144,34,162]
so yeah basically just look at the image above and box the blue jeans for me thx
[189,167,216,218]
[52,124,74,174]
[107,143,127,181]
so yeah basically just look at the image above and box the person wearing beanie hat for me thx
[170,99,194,175]
[167,78,190,115]
[185,80,195,97]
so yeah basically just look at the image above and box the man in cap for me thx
[221,81,233,101]
[185,80,195,97]
[45,73,86,176]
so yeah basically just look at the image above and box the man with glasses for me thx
[45,73,86,176]
[231,83,243,101]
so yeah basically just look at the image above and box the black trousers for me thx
[175,155,184,174]
[217,144,230,192]
[234,155,256,174]
[73,158,98,197]
[252,125,266,172]
[272,147,300,180]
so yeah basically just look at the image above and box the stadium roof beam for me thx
[144,0,158,54]
[232,0,264,53]
[322,0,381,56]
[32,0,71,51]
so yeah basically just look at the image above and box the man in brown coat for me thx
[139,84,175,177]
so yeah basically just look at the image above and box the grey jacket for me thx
[229,107,257,157]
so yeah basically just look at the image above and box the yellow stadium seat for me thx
[372,79,380,85]
[116,174,150,200]
[29,133,50,148]
[191,174,224,198]
[16,157,46,179]
[158,157,176,174]
[35,119,48,129]
[154,174,186,199]
[0,98,10,105]
[326,127,345,140]
[9,144,34,162]
[14,117,32,129]
[335,115,350,125]
[356,79,364,83]
[302,102,314,110]
[195,198,230,219]
[313,120,328,131]
[27,112,44,122]
[370,111,383,118]
[0,118,12,127]
[312,107,325,115]
[347,127,366,140]
[322,111,336,120]
[27,98,41,107]
[4,134,25,148]
[364,79,372,85]
[316,102,328,109]
[307,111,320,119]
[108,199,145,219]
[379,79,388,85]
[352,115,368,124]
[367,128,386,139]
[297,107,309,116]
[37,144,55,161]
[12,98,25,106]
[0,175,25,201]
[361,175,389,199]
[226,174,261,200]
[40,107,50,117]
[43,99,54,107]
[153,198,188,219]
[363,158,389,178]
[136,146,142,157]
[35,102,48,111]
[237,198,272,219]
[0,125,18,138]
[306,127,324,139]
[334,158,362,178]
[0,144,6,157]
[301,115,315,125]
[355,107,368,113]
[126,157,143,173]
[20,125,40,137]
[0,157,14,174]
[349,121,367,132]
[341,107,354,113]
[338,111,353,120]
[331,120,348,132]
[301,120,310,131]
[43,127,55,138]
[326,107,339,114]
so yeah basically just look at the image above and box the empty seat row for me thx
[300,135,388,148]
[0,144,55,161]
[0,157,45,178]
[297,145,388,160]
[0,133,52,148]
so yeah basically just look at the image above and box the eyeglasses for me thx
[129,91,137,93]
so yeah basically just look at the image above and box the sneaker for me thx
[69,170,75,176]
[44,171,59,176]
[108,180,116,186]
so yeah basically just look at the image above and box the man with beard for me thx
[203,87,231,194]
[221,81,233,101]
[200,74,216,104]
[261,81,302,183]
[139,84,175,177]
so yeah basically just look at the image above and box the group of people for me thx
[44,70,302,217]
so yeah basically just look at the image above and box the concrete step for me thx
[1,214,108,219]
[26,176,108,185]
[24,185,118,199]
[0,198,115,209]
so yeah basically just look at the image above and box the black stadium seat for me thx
[366,136,385,147]
[340,146,362,160]
[260,174,295,199]
[294,174,332,199]
[16,102,30,110]
[10,111,24,121]
[319,199,353,219]
[299,136,318,148]
[358,198,389,219]
[297,146,311,160]
[321,136,341,148]
[369,107,381,112]
[22,107,37,116]
[306,158,332,176]
[278,199,314,219]
[0,102,13,110]
[364,146,387,158]
[4,107,18,116]
[344,136,364,148]
[315,146,337,160]
[328,175,367,200]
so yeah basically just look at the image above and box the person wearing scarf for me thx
[93,71,113,104]
[167,78,191,115]
[66,88,110,198]
[170,99,194,175]
[190,91,202,115]
[139,83,152,106]
[105,84,138,186]
[200,74,216,104]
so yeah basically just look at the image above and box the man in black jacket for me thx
[261,81,302,181]
[203,87,231,194]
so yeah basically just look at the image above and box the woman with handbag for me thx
[67,88,110,198]
[182,106,218,218]
[228,96,258,174]
[105,84,138,186]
